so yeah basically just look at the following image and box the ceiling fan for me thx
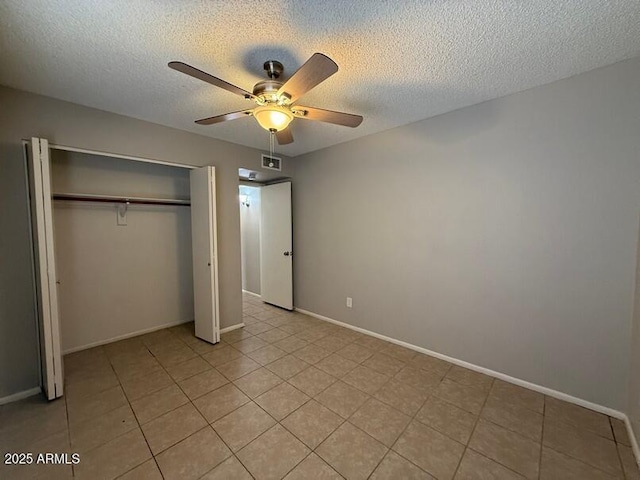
[168,53,363,145]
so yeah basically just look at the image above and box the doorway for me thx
[238,168,293,311]
[239,184,262,297]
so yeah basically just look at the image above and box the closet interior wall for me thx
[51,149,194,353]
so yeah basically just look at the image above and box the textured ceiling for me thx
[1,1,639,156]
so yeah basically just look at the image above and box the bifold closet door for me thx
[27,137,64,400]
[260,181,293,310]
[190,166,220,344]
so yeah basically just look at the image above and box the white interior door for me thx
[190,166,220,343]
[260,181,293,310]
[27,137,64,400]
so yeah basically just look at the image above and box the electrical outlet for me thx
[346,297,352,308]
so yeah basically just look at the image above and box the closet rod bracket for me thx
[117,200,129,226]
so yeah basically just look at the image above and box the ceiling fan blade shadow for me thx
[195,110,254,125]
[276,128,294,145]
[169,61,255,99]
[294,106,363,127]
[277,53,338,103]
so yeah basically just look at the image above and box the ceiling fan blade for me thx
[195,109,253,125]
[294,106,363,128]
[169,61,255,99]
[277,53,338,103]
[276,128,294,145]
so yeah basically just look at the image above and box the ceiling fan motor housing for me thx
[252,80,283,99]
[263,60,283,79]
[255,61,291,104]
[253,81,292,106]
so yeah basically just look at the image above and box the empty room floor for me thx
[1,293,639,480]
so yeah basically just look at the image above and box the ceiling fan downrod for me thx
[263,60,284,79]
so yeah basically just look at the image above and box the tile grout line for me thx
[612,415,630,480]
[272,361,353,470]
[367,363,454,479]
[336,420,390,480]
[143,328,242,479]
[233,324,384,477]
[538,397,546,480]
[448,376,495,480]
[116,339,165,479]
[337,346,489,476]
[225,395,292,478]
[68,346,135,478]
[147,330,240,475]
[142,333,201,480]
[69,342,159,479]
[113,328,236,478]
[62,371,74,478]
[191,317,324,478]
[62,310,267,478]
[385,368,543,479]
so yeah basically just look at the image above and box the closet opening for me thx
[25,138,219,400]
[50,148,194,354]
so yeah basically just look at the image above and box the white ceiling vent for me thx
[261,154,282,171]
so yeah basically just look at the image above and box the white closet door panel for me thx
[190,166,219,343]
[260,181,293,310]
[28,137,64,400]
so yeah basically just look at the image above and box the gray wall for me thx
[239,185,261,295]
[0,86,294,399]
[629,220,640,446]
[293,57,640,411]
[0,144,40,399]
[52,150,193,352]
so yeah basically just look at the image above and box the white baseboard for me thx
[64,320,247,354]
[624,415,640,469]
[242,290,261,298]
[63,320,193,354]
[0,387,41,406]
[220,323,245,334]
[295,307,626,420]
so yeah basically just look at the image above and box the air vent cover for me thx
[261,154,282,171]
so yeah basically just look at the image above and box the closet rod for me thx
[52,193,190,206]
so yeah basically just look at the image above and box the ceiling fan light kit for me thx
[168,53,363,146]
[253,104,294,132]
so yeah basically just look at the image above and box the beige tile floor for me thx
[1,292,640,479]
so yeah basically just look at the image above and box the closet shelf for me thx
[52,192,190,206]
